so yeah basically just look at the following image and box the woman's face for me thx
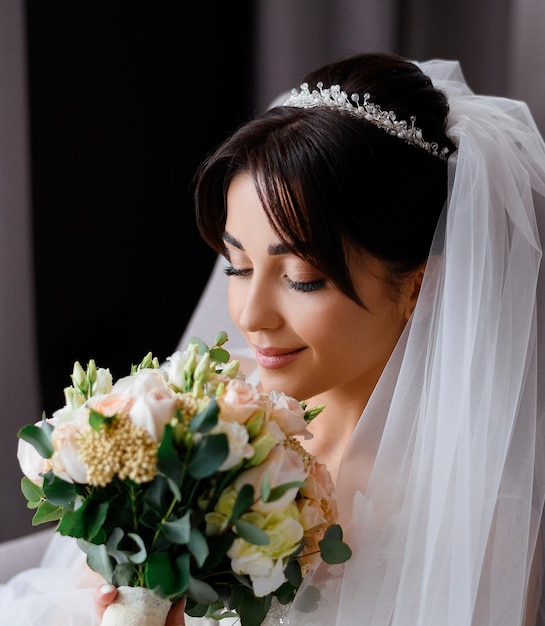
[224,173,418,406]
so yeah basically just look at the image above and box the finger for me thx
[94,584,118,620]
[166,596,187,626]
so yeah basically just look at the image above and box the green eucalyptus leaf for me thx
[264,481,306,503]
[189,399,219,434]
[157,425,183,485]
[229,484,254,523]
[213,331,229,347]
[318,537,352,564]
[166,476,183,502]
[18,424,54,459]
[32,500,62,525]
[188,528,209,568]
[125,533,147,564]
[284,558,302,587]
[209,347,230,364]
[162,511,191,544]
[143,475,171,511]
[171,551,191,596]
[112,562,138,587]
[323,523,343,541]
[237,590,269,626]
[85,543,114,583]
[184,600,209,618]
[187,433,228,479]
[318,526,352,564]
[59,499,109,541]
[42,476,77,506]
[21,476,44,505]
[145,551,176,595]
[205,532,235,568]
[187,576,220,604]
[235,519,270,546]
[188,336,209,356]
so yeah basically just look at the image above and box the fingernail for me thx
[100,584,116,595]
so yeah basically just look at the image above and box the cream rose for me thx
[109,369,178,441]
[217,378,269,424]
[17,421,52,486]
[228,506,304,596]
[211,419,254,471]
[162,349,193,391]
[49,408,92,483]
[235,445,306,514]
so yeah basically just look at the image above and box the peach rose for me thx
[217,378,269,424]
[268,391,310,436]
[301,459,335,500]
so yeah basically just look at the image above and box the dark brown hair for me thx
[194,52,455,303]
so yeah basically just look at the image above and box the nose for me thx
[229,272,282,333]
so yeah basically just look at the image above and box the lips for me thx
[252,345,305,370]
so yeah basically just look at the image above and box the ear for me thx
[402,262,426,321]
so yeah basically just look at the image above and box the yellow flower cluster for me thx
[78,416,159,487]
[176,392,204,421]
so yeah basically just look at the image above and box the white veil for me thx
[287,60,545,625]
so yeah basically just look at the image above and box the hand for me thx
[95,584,187,625]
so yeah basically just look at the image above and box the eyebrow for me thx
[223,231,291,256]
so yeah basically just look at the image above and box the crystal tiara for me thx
[283,81,450,161]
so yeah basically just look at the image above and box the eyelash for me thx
[224,264,325,293]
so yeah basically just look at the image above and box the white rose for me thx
[17,423,51,486]
[250,557,287,597]
[212,419,254,471]
[50,414,91,484]
[162,350,192,391]
[112,370,177,441]
[93,367,113,395]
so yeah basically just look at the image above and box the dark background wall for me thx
[26,3,255,416]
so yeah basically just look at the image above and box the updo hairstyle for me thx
[194,52,456,304]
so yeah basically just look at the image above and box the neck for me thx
[298,389,366,483]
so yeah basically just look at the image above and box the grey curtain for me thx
[253,0,545,135]
[0,0,41,541]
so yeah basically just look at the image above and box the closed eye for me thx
[224,263,326,292]
[285,277,326,293]
[224,264,251,278]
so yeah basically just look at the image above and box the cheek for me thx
[228,281,244,326]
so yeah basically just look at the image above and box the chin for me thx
[258,369,310,401]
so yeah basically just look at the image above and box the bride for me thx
[5,52,545,626]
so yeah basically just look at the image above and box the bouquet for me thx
[17,332,351,626]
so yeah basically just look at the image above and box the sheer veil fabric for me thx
[286,60,545,625]
[0,59,544,626]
